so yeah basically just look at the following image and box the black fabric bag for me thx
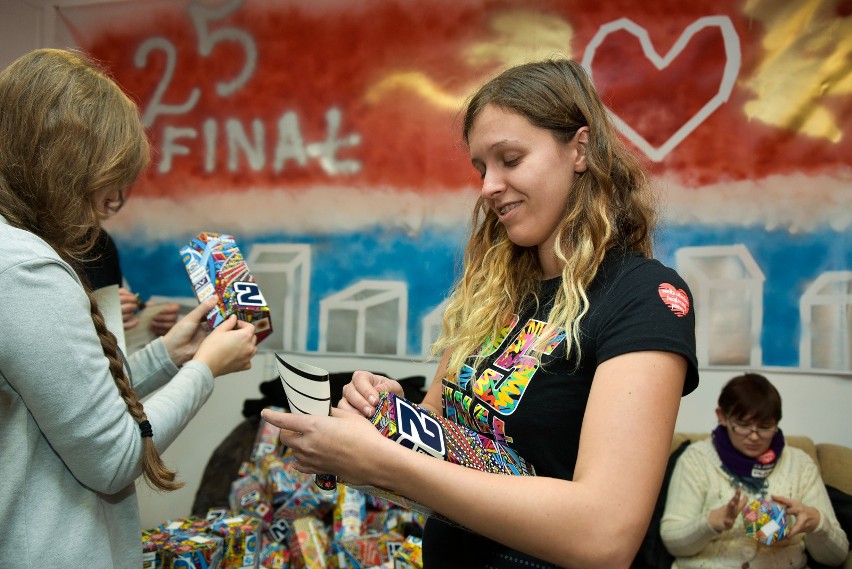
[807,484,852,569]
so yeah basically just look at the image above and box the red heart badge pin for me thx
[658,283,690,317]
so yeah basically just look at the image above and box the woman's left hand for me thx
[161,296,217,366]
[261,406,393,487]
[773,495,821,537]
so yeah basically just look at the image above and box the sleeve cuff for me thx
[150,337,180,375]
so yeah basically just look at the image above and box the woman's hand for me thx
[337,371,404,417]
[773,495,821,538]
[162,296,257,375]
[708,488,748,532]
[261,407,394,487]
[191,314,257,377]
[119,287,141,330]
[148,301,181,336]
[161,296,217,365]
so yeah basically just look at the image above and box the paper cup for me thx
[275,355,331,416]
[274,354,336,494]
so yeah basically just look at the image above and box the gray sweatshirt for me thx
[0,216,214,568]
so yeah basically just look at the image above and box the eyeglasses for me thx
[727,417,777,438]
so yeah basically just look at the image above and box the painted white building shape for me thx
[319,279,408,355]
[799,271,852,371]
[421,299,449,357]
[675,244,764,367]
[246,243,311,352]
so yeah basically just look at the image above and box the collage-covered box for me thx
[350,392,535,523]
[370,392,535,476]
[180,232,273,343]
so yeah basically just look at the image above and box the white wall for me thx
[0,0,64,69]
[675,367,852,442]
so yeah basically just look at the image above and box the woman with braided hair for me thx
[0,48,257,567]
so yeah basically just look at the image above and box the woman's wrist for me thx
[707,509,724,533]
[162,332,192,367]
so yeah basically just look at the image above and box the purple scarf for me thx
[712,424,785,493]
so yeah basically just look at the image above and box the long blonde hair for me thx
[0,48,181,490]
[433,58,657,378]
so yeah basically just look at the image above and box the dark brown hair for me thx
[718,373,782,425]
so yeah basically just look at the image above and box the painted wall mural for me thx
[55,0,851,370]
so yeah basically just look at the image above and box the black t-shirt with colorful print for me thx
[422,249,699,568]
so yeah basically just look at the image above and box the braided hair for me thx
[0,48,181,490]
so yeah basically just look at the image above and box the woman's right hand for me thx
[338,371,404,418]
[262,406,398,487]
[192,314,257,377]
[708,488,748,532]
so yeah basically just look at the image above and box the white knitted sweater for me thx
[660,437,848,569]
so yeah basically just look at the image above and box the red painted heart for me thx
[582,16,739,161]
[658,283,690,317]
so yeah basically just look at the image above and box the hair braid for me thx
[85,289,183,491]
[1,49,177,491]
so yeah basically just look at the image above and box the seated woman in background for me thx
[660,373,848,568]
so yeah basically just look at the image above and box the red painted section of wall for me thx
[60,0,851,198]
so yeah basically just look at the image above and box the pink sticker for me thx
[658,283,690,317]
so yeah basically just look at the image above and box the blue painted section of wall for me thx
[657,225,851,367]
[117,226,466,354]
[118,224,850,365]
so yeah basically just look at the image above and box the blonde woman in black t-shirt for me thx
[263,58,699,569]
